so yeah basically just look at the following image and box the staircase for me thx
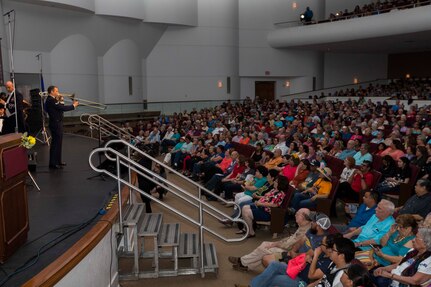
[120,207,218,279]
[87,135,249,281]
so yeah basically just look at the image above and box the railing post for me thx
[127,145,132,204]
[198,186,205,278]
[117,155,124,231]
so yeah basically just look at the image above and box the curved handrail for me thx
[104,139,241,210]
[80,113,135,141]
[88,145,249,243]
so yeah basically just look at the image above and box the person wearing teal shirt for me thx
[373,214,416,267]
[344,199,395,251]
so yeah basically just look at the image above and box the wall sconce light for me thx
[217,80,223,88]
[292,2,297,9]
[405,73,411,79]
[284,81,291,88]
[353,77,359,84]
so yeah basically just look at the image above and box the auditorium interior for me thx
[0,0,430,286]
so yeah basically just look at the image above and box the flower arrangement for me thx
[21,132,36,149]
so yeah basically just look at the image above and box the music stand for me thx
[35,93,51,146]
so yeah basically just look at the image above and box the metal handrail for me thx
[88,140,250,276]
[80,113,135,141]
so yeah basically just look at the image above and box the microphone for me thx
[3,10,14,17]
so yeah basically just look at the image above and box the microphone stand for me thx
[4,10,18,133]
[35,54,51,145]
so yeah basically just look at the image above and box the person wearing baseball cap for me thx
[290,167,333,211]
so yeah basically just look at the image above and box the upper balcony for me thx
[268,3,431,53]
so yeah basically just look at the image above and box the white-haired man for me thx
[344,199,395,251]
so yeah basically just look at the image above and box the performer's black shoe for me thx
[49,165,63,170]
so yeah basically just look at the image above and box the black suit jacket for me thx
[45,96,75,127]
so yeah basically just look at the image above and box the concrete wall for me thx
[55,224,119,287]
[146,0,239,102]
[238,0,325,99]
[324,53,388,88]
[0,0,166,104]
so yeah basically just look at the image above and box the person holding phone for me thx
[372,214,417,267]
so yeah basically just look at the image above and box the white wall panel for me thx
[50,34,98,103]
[324,53,387,88]
[143,0,197,26]
[101,39,143,104]
[146,0,239,102]
[95,0,144,20]
[37,0,95,12]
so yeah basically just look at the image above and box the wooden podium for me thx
[0,133,29,263]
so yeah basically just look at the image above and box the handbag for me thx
[355,249,376,270]
[286,253,307,279]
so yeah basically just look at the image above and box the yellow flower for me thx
[29,136,36,145]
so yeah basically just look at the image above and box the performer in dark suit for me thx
[0,81,26,134]
[45,85,79,169]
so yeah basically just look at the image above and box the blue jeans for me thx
[291,192,317,211]
[250,261,303,287]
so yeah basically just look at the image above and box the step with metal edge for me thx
[123,203,145,227]
[178,233,199,258]
[157,223,180,247]
[203,243,218,273]
[138,213,163,237]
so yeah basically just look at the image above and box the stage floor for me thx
[0,134,117,287]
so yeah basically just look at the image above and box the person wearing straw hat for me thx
[290,166,333,211]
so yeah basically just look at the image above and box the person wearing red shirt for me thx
[337,160,374,202]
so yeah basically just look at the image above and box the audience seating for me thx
[256,185,295,238]
[314,176,340,217]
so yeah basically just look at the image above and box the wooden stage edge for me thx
[22,173,137,287]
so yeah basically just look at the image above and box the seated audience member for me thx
[342,264,375,287]
[280,154,300,181]
[339,156,356,184]
[228,208,312,271]
[328,140,344,157]
[353,143,373,165]
[375,157,411,196]
[375,142,387,156]
[171,135,193,168]
[239,175,289,237]
[373,228,431,287]
[397,179,431,221]
[335,191,378,233]
[220,159,255,200]
[242,233,339,287]
[219,167,274,225]
[337,160,374,202]
[379,155,397,182]
[373,214,417,267]
[261,212,331,267]
[263,148,283,169]
[273,134,288,155]
[315,238,356,287]
[204,151,238,190]
[338,140,357,160]
[290,167,333,211]
[344,199,395,251]
[201,149,233,183]
[380,139,406,161]
[297,159,321,191]
[290,159,311,188]
[234,165,269,205]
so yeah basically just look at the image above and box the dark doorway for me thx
[255,81,275,102]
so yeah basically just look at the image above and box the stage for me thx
[0,134,117,287]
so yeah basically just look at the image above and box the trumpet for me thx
[39,91,107,110]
